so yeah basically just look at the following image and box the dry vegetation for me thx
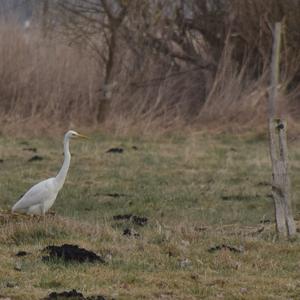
[0,22,100,135]
[0,0,300,134]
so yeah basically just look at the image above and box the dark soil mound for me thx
[42,244,105,263]
[208,244,243,253]
[28,155,43,162]
[132,215,148,226]
[113,214,148,226]
[43,289,107,300]
[23,147,37,152]
[105,193,127,198]
[106,147,123,153]
[44,289,85,300]
[123,228,140,237]
[113,214,132,221]
[16,251,28,257]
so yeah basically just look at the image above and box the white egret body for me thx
[12,130,87,215]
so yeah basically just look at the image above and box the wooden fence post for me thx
[268,22,296,239]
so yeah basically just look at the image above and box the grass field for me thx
[1,131,300,299]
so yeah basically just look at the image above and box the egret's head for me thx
[66,130,88,140]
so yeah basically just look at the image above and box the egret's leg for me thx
[30,212,37,220]
[41,206,46,223]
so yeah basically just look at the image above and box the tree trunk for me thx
[96,31,117,122]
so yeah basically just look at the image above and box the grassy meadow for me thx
[1,131,300,299]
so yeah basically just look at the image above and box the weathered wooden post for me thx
[268,22,296,239]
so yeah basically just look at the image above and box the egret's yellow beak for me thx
[76,133,89,139]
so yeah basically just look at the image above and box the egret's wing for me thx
[13,178,56,210]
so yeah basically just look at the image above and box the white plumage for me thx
[12,130,88,215]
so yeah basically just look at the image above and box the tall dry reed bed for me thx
[0,8,300,136]
[0,23,100,134]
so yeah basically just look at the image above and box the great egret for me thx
[12,130,88,215]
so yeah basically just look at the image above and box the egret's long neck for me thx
[56,136,71,190]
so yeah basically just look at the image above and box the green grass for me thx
[0,131,300,299]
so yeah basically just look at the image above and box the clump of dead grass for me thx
[0,213,118,245]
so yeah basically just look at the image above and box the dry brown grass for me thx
[0,21,191,136]
[0,12,300,136]
[0,21,100,135]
